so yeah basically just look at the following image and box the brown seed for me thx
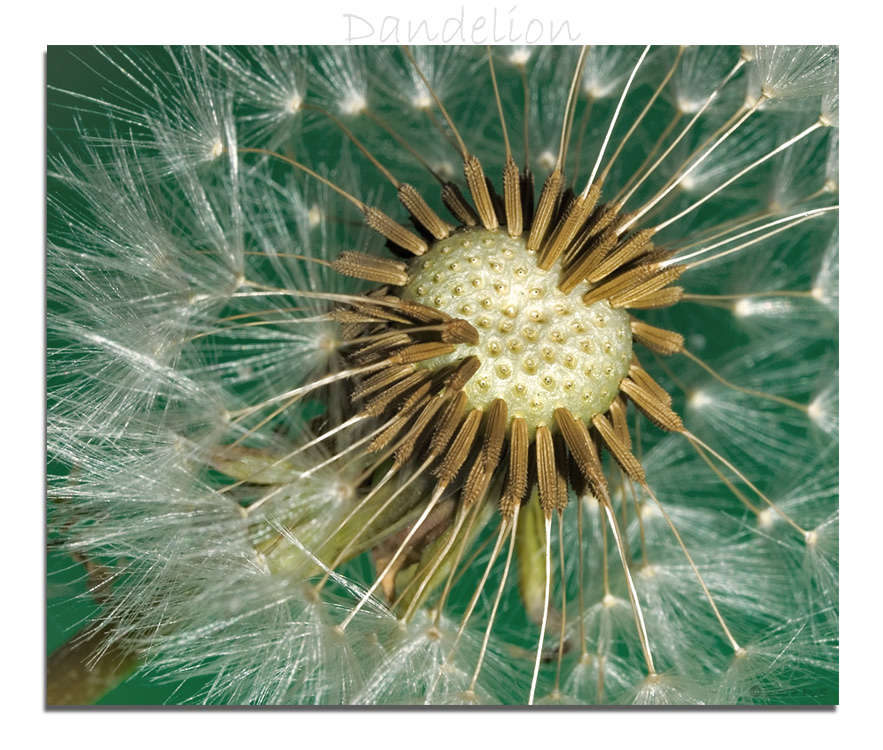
[464,155,499,231]
[527,168,564,252]
[553,432,569,511]
[555,408,608,501]
[559,227,618,294]
[500,416,529,518]
[625,286,684,309]
[442,181,479,226]
[480,399,508,472]
[348,301,411,325]
[538,182,601,271]
[445,356,481,392]
[351,333,413,364]
[398,183,456,240]
[429,390,468,457]
[369,390,431,452]
[440,319,480,345]
[608,397,632,449]
[362,371,431,417]
[502,156,523,238]
[363,206,429,256]
[351,363,415,403]
[460,400,507,508]
[628,362,673,407]
[390,341,456,365]
[608,266,686,308]
[586,229,656,283]
[393,394,447,469]
[434,409,483,485]
[630,318,685,355]
[592,412,646,484]
[395,298,453,324]
[332,251,410,286]
[619,377,684,433]
[581,263,658,307]
[536,424,558,516]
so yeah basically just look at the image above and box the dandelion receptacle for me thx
[48,46,839,705]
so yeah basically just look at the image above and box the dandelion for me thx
[47,45,838,706]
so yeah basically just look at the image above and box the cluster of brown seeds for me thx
[230,53,710,659]
[328,145,687,539]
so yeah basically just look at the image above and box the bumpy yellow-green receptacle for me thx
[401,228,633,435]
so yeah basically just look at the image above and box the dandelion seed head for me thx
[48,44,838,707]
